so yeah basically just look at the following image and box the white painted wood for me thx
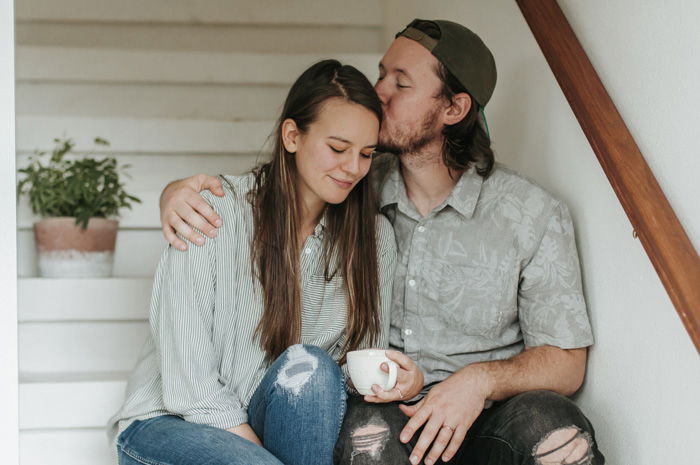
[19,322,148,373]
[16,191,164,230]
[15,0,383,26]
[16,116,275,154]
[15,22,382,54]
[16,81,289,121]
[0,0,19,462]
[20,378,127,429]
[18,229,167,277]
[17,151,264,229]
[16,47,381,86]
[20,430,113,465]
[18,278,153,322]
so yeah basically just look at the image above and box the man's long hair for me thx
[250,60,383,362]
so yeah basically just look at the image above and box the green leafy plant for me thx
[17,137,141,229]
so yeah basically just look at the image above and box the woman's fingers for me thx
[385,349,417,370]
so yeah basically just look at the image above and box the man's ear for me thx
[443,92,472,126]
[281,118,300,153]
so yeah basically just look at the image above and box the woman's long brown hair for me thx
[250,60,383,362]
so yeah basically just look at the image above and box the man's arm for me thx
[159,174,225,250]
[400,345,587,465]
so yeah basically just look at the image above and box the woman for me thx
[108,60,397,465]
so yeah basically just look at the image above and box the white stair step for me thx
[17,151,263,229]
[16,47,381,86]
[15,0,383,26]
[21,429,113,465]
[16,22,382,54]
[18,278,153,322]
[16,81,289,121]
[16,116,275,154]
[18,229,166,278]
[19,322,149,373]
[20,376,127,429]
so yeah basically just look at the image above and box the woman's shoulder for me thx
[200,173,254,209]
[374,213,396,257]
[199,173,256,233]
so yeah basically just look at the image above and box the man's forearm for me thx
[459,345,587,402]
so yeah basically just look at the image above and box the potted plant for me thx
[17,137,141,278]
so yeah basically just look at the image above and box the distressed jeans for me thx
[117,344,347,465]
[334,390,604,465]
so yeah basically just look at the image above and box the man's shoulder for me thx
[371,152,396,177]
[485,163,562,207]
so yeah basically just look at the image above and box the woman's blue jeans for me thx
[117,344,347,465]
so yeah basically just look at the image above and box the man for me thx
[158,19,603,465]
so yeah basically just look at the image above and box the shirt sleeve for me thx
[340,214,397,386]
[518,200,594,349]
[149,215,247,429]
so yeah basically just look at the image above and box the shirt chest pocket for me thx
[436,263,517,336]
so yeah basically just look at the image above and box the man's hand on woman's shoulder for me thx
[160,174,225,251]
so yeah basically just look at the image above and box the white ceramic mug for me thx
[346,349,398,395]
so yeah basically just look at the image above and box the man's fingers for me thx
[399,402,430,443]
[398,399,422,418]
[190,196,223,229]
[163,225,187,251]
[408,416,442,465]
[424,424,455,465]
[199,175,224,197]
[180,205,219,239]
[170,215,205,246]
[441,424,468,463]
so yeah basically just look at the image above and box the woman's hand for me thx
[160,174,224,250]
[227,423,263,446]
[363,350,424,403]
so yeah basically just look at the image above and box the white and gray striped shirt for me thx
[107,173,397,443]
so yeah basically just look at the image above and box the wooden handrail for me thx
[516,0,700,352]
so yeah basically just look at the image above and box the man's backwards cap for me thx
[397,19,497,107]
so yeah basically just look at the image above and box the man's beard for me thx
[378,106,442,156]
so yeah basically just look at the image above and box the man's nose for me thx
[374,80,389,105]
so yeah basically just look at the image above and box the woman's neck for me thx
[298,196,325,247]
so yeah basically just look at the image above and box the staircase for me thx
[15,1,384,463]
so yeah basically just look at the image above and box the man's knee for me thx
[532,426,594,465]
[495,391,602,465]
[335,399,409,465]
[508,391,589,429]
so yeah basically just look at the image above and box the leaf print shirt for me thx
[372,154,594,389]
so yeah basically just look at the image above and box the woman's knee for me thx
[274,344,344,399]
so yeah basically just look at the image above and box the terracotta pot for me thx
[33,217,119,278]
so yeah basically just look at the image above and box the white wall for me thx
[384,1,699,464]
[1,0,19,462]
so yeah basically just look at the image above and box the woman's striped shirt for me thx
[107,173,397,443]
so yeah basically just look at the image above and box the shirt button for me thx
[405,329,413,336]
[408,279,416,287]
[304,248,312,254]
[417,225,426,233]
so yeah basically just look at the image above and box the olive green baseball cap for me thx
[397,19,497,107]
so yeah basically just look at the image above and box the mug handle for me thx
[384,360,398,391]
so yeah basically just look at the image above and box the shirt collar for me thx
[378,157,483,219]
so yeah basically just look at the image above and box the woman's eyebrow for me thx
[328,136,352,144]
